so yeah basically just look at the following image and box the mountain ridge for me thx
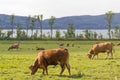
[0,13,120,29]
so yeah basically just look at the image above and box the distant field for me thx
[0,40,120,80]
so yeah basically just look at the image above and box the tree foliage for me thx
[49,16,55,39]
[105,11,114,39]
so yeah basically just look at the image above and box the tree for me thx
[67,23,75,39]
[10,14,15,38]
[0,26,5,40]
[36,14,43,39]
[0,26,3,37]
[83,29,92,39]
[63,31,68,39]
[55,29,61,39]
[30,17,36,39]
[93,32,98,39]
[33,30,38,40]
[111,25,120,39]
[26,15,31,38]
[105,11,114,39]
[16,22,22,40]
[6,31,13,39]
[49,16,55,39]
[29,25,34,38]
[98,33,103,39]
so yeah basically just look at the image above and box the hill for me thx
[0,13,120,29]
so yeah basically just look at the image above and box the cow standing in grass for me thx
[29,48,71,76]
[87,42,115,59]
[8,43,19,51]
[57,42,64,47]
[36,47,45,51]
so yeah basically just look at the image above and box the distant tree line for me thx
[0,11,120,40]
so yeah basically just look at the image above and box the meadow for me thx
[0,40,120,80]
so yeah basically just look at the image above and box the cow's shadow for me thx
[54,72,85,79]
[113,58,120,60]
[92,57,120,60]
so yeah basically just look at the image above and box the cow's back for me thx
[92,42,114,52]
[38,48,69,65]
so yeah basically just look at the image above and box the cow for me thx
[8,43,19,51]
[117,43,120,46]
[66,43,69,47]
[57,43,64,47]
[36,47,45,51]
[29,48,71,76]
[87,42,115,59]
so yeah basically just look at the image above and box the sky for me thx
[0,0,120,19]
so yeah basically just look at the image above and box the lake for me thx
[2,29,109,38]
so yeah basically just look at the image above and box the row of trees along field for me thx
[0,11,120,40]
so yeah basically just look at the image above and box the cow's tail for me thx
[64,48,69,63]
[65,49,71,75]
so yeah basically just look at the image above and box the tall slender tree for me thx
[30,17,35,37]
[67,23,75,39]
[16,22,22,40]
[30,17,36,38]
[37,14,43,39]
[105,11,114,39]
[48,16,55,39]
[26,15,31,38]
[10,14,14,38]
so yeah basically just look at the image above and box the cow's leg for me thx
[45,67,48,75]
[96,54,99,59]
[42,68,45,75]
[66,63,71,75]
[60,64,66,76]
[110,52,113,59]
[92,54,95,59]
[105,52,109,59]
[42,66,48,75]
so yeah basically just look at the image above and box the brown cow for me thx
[8,43,19,51]
[57,43,64,47]
[66,43,69,47]
[29,48,71,76]
[36,47,45,51]
[87,42,115,59]
[117,43,120,46]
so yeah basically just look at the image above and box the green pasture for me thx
[0,40,120,80]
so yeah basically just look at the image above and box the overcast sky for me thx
[0,0,119,19]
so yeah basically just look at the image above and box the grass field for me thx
[0,40,120,80]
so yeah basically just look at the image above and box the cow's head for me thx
[87,54,92,59]
[87,49,94,59]
[29,64,38,75]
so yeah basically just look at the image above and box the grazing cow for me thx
[58,43,64,47]
[29,48,71,76]
[66,43,69,47]
[87,42,115,59]
[36,47,45,51]
[8,43,19,51]
[117,43,120,46]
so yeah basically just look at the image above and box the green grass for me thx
[0,40,120,80]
